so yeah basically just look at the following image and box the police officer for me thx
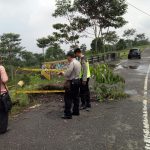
[60,51,81,119]
[74,48,91,110]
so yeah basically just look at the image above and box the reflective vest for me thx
[80,57,91,79]
[86,61,91,78]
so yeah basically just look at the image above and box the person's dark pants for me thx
[80,78,91,108]
[64,80,80,117]
[0,102,8,134]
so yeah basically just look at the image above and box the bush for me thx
[9,90,29,107]
[17,94,29,107]
[91,64,127,102]
[20,74,30,85]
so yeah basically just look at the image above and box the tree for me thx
[116,39,127,50]
[52,0,89,48]
[134,33,149,46]
[104,31,119,45]
[91,38,104,53]
[37,37,50,61]
[123,29,136,39]
[136,33,146,41]
[0,33,24,80]
[45,44,65,61]
[123,28,136,48]
[20,51,39,67]
[80,44,87,53]
[34,53,44,67]
[0,33,23,57]
[104,31,119,51]
[74,0,128,52]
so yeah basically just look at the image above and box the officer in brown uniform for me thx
[60,52,81,119]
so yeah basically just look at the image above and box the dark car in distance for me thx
[128,48,141,59]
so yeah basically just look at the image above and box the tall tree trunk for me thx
[11,65,14,81]
[102,27,110,62]
[94,24,98,53]
[95,38,98,54]
[43,48,45,62]
[9,50,14,81]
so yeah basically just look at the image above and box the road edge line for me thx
[143,64,150,150]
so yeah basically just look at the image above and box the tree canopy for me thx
[45,44,65,61]
[123,29,136,40]
[52,0,89,47]
[0,33,23,57]
[74,0,128,52]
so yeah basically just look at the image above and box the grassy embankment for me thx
[10,74,64,115]
[10,65,127,114]
[90,64,128,102]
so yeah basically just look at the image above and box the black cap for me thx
[66,51,75,58]
[74,48,81,54]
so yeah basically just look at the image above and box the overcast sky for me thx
[0,0,150,53]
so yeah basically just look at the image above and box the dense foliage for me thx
[91,64,127,101]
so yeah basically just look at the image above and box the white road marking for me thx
[143,64,150,149]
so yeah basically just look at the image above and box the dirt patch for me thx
[29,93,64,104]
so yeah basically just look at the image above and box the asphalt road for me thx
[1,48,150,150]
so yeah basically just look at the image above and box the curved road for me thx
[1,48,150,150]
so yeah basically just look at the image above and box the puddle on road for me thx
[114,59,148,74]
[114,59,150,79]
[115,63,148,75]
[142,57,150,59]
[115,64,139,70]
[129,66,138,69]
[115,65,124,70]
[135,64,149,75]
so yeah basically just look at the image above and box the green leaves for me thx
[45,44,65,61]
[0,33,23,54]
[123,29,136,39]
[74,0,128,52]
[75,0,128,30]
[52,0,90,47]
[91,38,104,52]
[91,64,126,101]
[53,0,74,17]
[37,37,50,49]
[104,31,119,45]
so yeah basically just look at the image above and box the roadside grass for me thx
[10,74,65,114]
[90,64,128,102]
[10,64,127,114]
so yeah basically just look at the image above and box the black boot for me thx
[61,115,72,119]
[72,112,80,116]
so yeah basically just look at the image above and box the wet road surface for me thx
[1,48,150,150]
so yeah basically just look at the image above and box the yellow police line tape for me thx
[44,59,67,64]
[16,68,64,73]
[16,90,65,94]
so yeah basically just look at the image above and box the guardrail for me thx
[88,52,120,64]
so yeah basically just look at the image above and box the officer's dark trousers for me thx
[0,102,8,134]
[64,81,80,117]
[80,78,91,107]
